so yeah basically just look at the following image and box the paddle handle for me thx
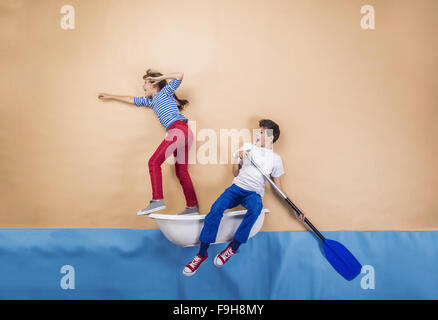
[248,156,326,242]
[284,197,326,242]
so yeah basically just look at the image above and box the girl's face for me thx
[143,80,158,97]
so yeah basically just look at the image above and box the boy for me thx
[182,119,304,276]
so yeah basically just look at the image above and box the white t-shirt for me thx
[232,143,285,197]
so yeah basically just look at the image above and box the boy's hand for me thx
[237,151,249,159]
[296,212,306,223]
[98,93,111,100]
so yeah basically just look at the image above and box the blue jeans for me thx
[199,184,263,244]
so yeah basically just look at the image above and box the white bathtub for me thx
[148,208,270,247]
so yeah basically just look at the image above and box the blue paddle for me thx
[249,156,362,281]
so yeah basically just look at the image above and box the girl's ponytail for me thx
[173,94,189,111]
[143,68,189,111]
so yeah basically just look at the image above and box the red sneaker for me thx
[214,243,236,267]
[183,253,208,276]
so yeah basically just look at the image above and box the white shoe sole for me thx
[137,205,166,216]
[214,254,224,267]
[182,269,197,277]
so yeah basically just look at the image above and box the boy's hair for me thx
[143,68,189,110]
[259,119,280,143]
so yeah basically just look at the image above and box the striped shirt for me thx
[134,79,188,131]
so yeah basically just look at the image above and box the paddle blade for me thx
[323,239,362,281]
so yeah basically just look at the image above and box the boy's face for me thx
[255,126,274,148]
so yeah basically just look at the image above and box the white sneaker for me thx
[182,253,208,276]
[214,243,236,267]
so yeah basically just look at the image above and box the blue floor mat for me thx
[0,229,436,299]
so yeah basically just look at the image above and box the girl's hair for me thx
[143,69,189,111]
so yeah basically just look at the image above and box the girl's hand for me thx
[145,76,163,84]
[98,93,111,100]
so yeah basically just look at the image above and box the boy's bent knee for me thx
[210,198,229,214]
[246,196,263,212]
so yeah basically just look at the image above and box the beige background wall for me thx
[0,0,437,231]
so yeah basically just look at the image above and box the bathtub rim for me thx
[148,208,270,221]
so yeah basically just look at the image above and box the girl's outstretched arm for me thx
[98,93,135,105]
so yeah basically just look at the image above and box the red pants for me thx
[148,120,198,207]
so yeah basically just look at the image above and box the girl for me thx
[98,69,199,216]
